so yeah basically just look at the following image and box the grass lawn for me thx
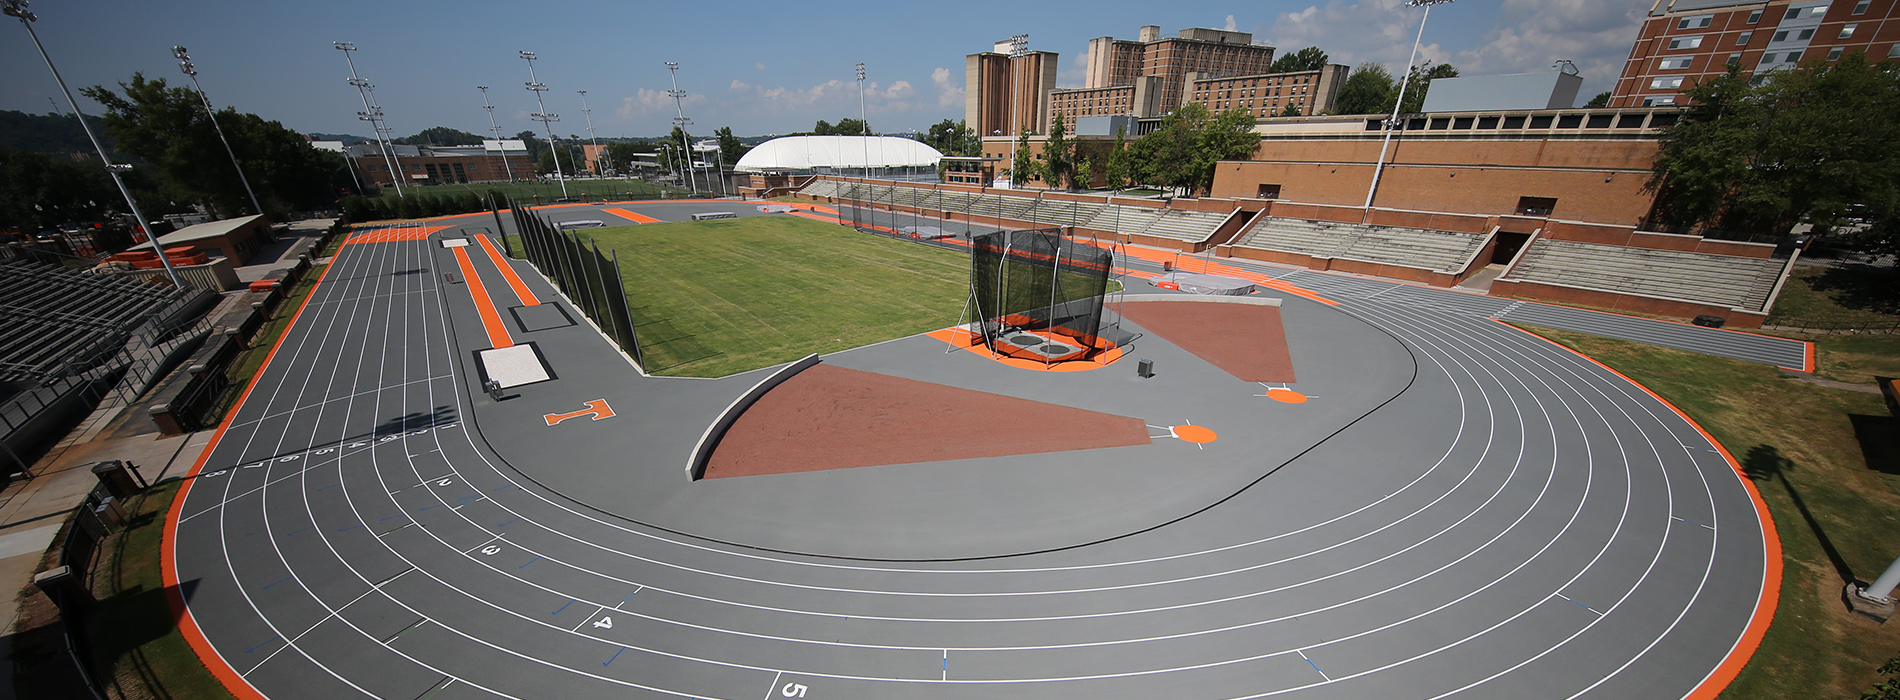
[1514,324,1900,700]
[375,178,690,203]
[86,479,237,699]
[583,216,969,377]
[1768,265,1900,328]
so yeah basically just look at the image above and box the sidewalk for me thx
[0,217,335,696]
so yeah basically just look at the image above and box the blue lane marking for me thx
[315,483,339,491]
[604,646,625,666]
[1306,657,1324,675]
[244,636,281,654]
[492,484,513,492]
[416,504,439,511]
[553,599,573,616]
[284,527,311,536]
[335,524,361,533]
[1569,598,1593,611]
[517,555,541,569]
[457,495,478,502]
[378,515,404,522]
[620,590,639,605]
[261,577,293,590]
[498,517,521,527]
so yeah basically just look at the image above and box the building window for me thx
[1892,43,1900,58]
[1650,76,1685,89]
[1841,23,1859,38]
[1828,47,1845,60]
[1854,0,1872,12]
[1642,95,1677,106]
[1728,52,1743,65]
[1257,184,1281,199]
[1668,36,1704,50]
[1773,30,1789,41]
[1747,9,1763,23]
[1761,51,1778,64]
[1678,14,1714,29]
[1737,31,1752,45]
[1516,196,1558,217]
[1798,28,1815,40]
[1659,57,1694,69]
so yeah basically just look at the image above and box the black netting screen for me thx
[970,228,1112,360]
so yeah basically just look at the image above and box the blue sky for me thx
[2,0,1649,140]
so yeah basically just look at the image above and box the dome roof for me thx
[733,135,942,172]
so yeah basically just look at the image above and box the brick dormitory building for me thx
[1612,0,1900,107]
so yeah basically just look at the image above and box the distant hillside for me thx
[0,110,113,154]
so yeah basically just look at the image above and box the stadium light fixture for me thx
[477,86,517,183]
[664,61,697,194]
[521,50,569,198]
[577,90,604,177]
[336,41,405,197]
[1362,0,1452,222]
[173,45,265,217]
[7,0,180,286]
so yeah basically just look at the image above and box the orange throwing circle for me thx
[1171,424,1218,444]
[1265,388,1308,404]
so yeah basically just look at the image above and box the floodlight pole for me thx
[578,90,602,176]
[173,46,264,217]
[1009,35,1029,189]
[478,86,517,183]
[335,41,404,197]
[856,63,869,178]
[8,0,179,287]
[664,62,697,194]
[521,51,569,199]
[1361,0,1451,223]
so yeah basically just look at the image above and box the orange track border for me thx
[451,246,515,349]
[1498,320,1782,700]
[472,233,539,307]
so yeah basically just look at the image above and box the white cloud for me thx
[724,77,924,117]
[1269,0,1642,100]
[730,79,753,93]
[932,67,965,109]
[756,62,767,71]
[1225,14,1239,32]
[1057,45,1091,89]
[616,88,701,120]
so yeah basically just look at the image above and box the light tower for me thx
[520,50,569,198]
[664,61,698,194]
[856,62,870,178]
[1362,0,1453,222]
[7,0,179,287]
[173,46,264,217]
[477,86,516,183]
[334,41,404,197]
[577,90,604,177]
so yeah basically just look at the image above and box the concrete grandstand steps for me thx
[1086,207,1163,237]
[797,180,840,198]
[1137,210,1229,243]
[1503,239,1785,311]
[1236,217,1361,257]
[1233,218,1486,272]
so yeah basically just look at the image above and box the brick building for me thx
[1080,26,1278,116]
[1206,107,1683,227]
[1612,0,1900,107]
[965,39,1061,138]
[347,142,533,188]
[1183,65,1351,118]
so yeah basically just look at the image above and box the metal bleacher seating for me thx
[1234,218,1488,273]
[1501,239,1786,312]
[0,259,198,382]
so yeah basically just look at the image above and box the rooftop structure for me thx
[731,136,942,173]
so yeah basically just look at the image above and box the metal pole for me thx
[478,86,517,183]
[9,2,180,287]
[1863,555,1900,601]
[174,46,264,217]
[521,51,569,199]
[1361,0,1450,223]
[665,62,697,195]
[578,90,602,176]
[335,42,404,197]
[857,63,869,178]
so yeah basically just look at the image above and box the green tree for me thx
[394,126,485,146]
[660,126,694,173]
[1123,104,1260,196]
[1646,55,1900,240]
[536,144,582,175]
[812,119,833,135]
[1009,128,1041,186]
[923,118,979,156]
[1280,103,1305,117]
[1584,91,1612,108]
[1269,46,1330,73]
[833,117,868,136]
[80,72,348,217]
[0,149,119,232]
[1867,656,1900,700]
[1335,63,1394,115]
[1103,127,1134,191]
[514,130,544,161]
[1044,113,1072,189]
[714,127,748,168]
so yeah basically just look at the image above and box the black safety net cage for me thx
[502,197,644,368]
[969,228,1112,359]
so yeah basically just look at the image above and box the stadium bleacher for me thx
[1233,217,1488,273]
[797,180,1233,244]
[0,259,202,381]
[1501,239,1785,312]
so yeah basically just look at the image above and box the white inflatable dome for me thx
[733,135,942,172]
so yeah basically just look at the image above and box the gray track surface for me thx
[168,204,1773,700]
